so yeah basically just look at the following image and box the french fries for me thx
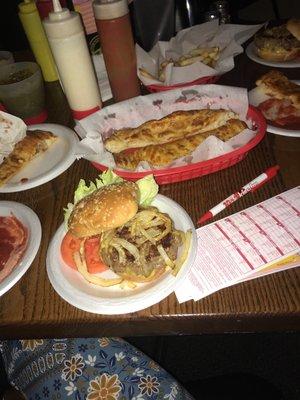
[139,46,220,83]
[172,230,192,277]
[175,46,220,68]
[138,67,157,81]
[158,59,173,81]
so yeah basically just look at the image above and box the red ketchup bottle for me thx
[93,0,141,103]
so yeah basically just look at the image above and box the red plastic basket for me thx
[146,75,220,93]
[92,106,267,185]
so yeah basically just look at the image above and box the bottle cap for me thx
[43,0,83,38]
[19,0,37,14]
[93,0,128,20]
[50,0,71,20]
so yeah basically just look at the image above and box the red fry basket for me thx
[146,75,220,93]
[92,106,267,185]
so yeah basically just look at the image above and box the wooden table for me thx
[0,52,299,339]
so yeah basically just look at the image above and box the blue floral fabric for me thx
[0,338,194,400]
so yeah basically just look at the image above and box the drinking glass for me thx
[0,61,47,124]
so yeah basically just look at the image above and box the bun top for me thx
[287,19,300,41]
[68,181,139,238]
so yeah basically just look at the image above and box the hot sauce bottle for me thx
[93,0,141,103]
[43,0,102,119]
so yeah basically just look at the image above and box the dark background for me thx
[2,0,300,52]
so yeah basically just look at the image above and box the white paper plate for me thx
[248,81,300,137]
[262,122,300,137]
[246,42,300,68]
[0,123,79,193]
[0,201,41,297]
[46,194,197,315]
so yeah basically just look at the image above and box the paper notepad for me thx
[175,186,300,303]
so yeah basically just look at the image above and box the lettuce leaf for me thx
[95,169,123,188]
[136,175,159,206]
[64,170,158,228]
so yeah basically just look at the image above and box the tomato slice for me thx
[84,236,108,274]
[61,233,108,273]
[60,232,82,269]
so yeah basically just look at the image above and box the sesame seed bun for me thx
[68,181,139,238]
[287,19,300,41]
[254,22,300,62]
[254,45,299,61]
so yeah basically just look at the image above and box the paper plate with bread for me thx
[249,70,300,136]
[246,19,300,67]
[75,84,266,184]
[46,171,197,314]
[0,112,79,192]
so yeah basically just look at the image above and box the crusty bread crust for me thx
[256,70,300,110]
[0,130,57,187]
[115,119,246,169]
[104,109,237,153]
[68,182,139,238]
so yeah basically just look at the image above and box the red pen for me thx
[198,165,280,225]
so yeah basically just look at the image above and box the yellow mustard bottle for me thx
[18,0,58,82]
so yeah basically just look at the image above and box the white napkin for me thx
[0,111,27,164]
[137,20,263,86]
[74,84,256,170]
[92,54,113,102]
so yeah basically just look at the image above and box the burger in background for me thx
[253,19,300,62]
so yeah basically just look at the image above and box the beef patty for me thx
[100,208,182,278]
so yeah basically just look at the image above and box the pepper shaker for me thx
[212,0,231,24]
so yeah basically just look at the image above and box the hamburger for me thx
[253,19,300,62]
[62,171,189,286]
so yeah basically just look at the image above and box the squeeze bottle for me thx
[93,0,141,103]
[18,0,58,82]
[43,0,102,119]
[35,0,67,20]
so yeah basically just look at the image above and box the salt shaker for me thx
[212,0,231,24]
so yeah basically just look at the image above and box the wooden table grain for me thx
[0,52,299,339]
